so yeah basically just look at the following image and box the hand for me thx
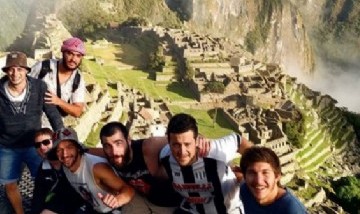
[45,91,62,106]
[196,135,210,157]
[98,192,120,209]
[129,179,151,195]
[231,166,244,183]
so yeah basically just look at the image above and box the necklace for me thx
[7,85,26,97]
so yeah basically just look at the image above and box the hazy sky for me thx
[287,59,360,113]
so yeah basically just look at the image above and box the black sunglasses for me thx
[34,139,51,148]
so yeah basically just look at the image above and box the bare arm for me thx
[237,136,253,154]
[42,84,64,130]
[45,91,84,117]
[234,135,252,182]
[143,137,169,179]
[87,147,105,157]
[94,163,135,209]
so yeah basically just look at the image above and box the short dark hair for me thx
[167,113,198,142]
[240,146,282,177]
[34,128,54,140]
[100,122,129,141]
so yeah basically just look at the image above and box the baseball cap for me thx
[46,127,87,160]
[2,51,31,72]
[61,37,86,55]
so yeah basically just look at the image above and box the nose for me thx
[62,148,70,157]
[180,145,186,155]
[254,173,264,184]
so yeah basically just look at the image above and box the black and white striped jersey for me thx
[160,133,244,214]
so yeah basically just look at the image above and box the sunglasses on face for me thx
[34,139,51,148]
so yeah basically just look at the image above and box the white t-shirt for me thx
[30,59,85,104]
[160,133,244,214]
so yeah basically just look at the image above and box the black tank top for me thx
[114,139,153,184]
[114,139,181,207]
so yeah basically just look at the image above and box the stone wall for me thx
[106,98,123,123]
[304,188,326,208]
[267,137,289,154]
[74,90,111,142]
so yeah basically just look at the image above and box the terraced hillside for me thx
[286,81,356,173]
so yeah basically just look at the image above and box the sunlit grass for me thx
[168,105,237,138]
[83,53,195,100]
[82,39,235,140]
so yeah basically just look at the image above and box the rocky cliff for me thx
[167,0,315,74]
[167,0,360,112]
[0,0,34,50]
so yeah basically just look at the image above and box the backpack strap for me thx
[72,71,81,93]
[40,59,80,93]
[39,59,51,79]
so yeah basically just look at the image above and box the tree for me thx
[245,28,262,54]
[283,111,304,148]
[332,176,360,213]
[121,17,149,27]
[184,61,195,81]
[148,45,165,71]
[204,81,225,94]
[58,0,110,36]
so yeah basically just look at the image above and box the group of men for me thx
[0,37,86,214]
[0,37,307,214]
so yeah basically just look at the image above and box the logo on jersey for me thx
[173,183,214,192]
[186,196,213,204]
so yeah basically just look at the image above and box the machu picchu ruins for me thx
[0,8,359,214]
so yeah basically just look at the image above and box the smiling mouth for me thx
[63,157,73,163]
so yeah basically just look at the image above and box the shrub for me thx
[204,81,225,94]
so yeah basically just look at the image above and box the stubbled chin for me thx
[112,158,124,166]
[178,159,189,166]
[251,187,267,198]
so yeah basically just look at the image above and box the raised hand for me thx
[97,192,120,209]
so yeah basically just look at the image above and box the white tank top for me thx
[63,153,114,213]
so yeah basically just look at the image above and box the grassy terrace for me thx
[295,185,318,200]
[320,107,332,117]
[299,141,330,166]
[85,125,101,147]
[332,117,344,130]
[303,150,332,172]
[82,39,235,139]
[168,105,236,138]
[304,129,321,143]
[290,89,303,104]
[287,85,335,172]
[297,136,325,159]
[83,60,196,102]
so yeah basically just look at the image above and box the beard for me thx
[63,151,80,171]
[63,60,81,71]
[107,146,131,168]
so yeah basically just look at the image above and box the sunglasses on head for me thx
[34,139,51,148]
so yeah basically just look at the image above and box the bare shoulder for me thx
[142,136,168,156]
[142,137,168,177]
[93,162,114,177]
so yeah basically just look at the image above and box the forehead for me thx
[101,130,127,144]
[247,162,274,172]
[64,50,83,57]
[6,66,27,71]
[57,140,77,148]
[35,134,52,140]
[169,130,196,144]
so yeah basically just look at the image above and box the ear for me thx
[275,173,282,185]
